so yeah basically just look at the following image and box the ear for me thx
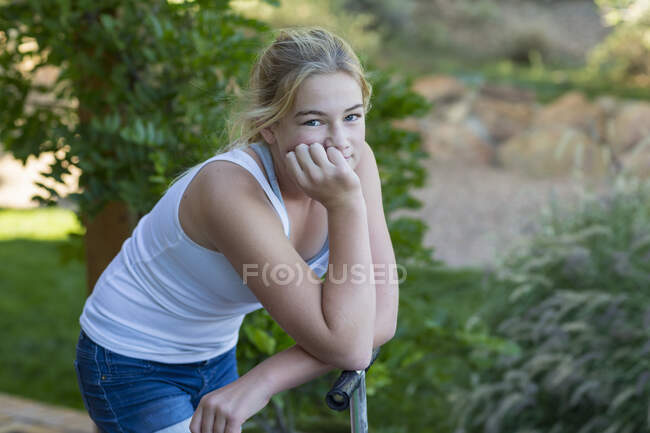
[260,126,276,145]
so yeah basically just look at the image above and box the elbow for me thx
[336,348,373,371]
[330,325,396,370]
[324,337,374,371]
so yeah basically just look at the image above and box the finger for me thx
[225,420,242,433]
[309,143,334,169]
[214,413,226,433]
[326,146,347,167]
[294,144,323,182]
[294,143,319,172]
[190,408,202,433]
[285,151,308,186]
[201,407,214,433]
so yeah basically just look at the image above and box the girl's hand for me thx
[190,374,272,433]
[285,142,362,209]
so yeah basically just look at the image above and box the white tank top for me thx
[79,143,330,363]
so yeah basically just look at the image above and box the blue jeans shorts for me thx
[74,330,239,433]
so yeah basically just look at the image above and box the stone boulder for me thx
[391,117,421,133]
[421,121,495,166]
[533,91,606,142]
[607,101,650,155]
[412,75,467,104]
[498,127,611,178]
[479,83,536,104]
[594,95,620,118]
[472,87,536,144]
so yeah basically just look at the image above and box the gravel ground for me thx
[395,158,610,269]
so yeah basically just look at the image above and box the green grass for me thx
[0,207,87,409]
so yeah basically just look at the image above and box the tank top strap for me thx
[206,148,290,237]
[248,143,291,238]
[250,143,284,206]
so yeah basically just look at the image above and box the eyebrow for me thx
[294,103,364,118]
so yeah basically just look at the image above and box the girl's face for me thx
[262,71,366,170]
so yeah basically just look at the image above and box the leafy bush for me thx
[1,0,270,217]
[587,0,650,88]
[452,177,650,433]
[364,69,434,267]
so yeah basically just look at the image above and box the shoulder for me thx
[189,148,269,206]
[181,149,283,250]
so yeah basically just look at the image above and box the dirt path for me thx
[395,158,608,269]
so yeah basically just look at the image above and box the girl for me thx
[75,26,398,433]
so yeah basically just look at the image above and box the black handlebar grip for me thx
[326,370,362,411]
[325,347,381,411]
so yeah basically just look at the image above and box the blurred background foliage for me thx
[1,0,649,432]
[453,178,650,433]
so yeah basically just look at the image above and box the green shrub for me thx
[1,0,270,217]
[452,177,650,433]
[587,0,650,88]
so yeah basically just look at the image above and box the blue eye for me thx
[303,119,322,127]
[345,113,362,121]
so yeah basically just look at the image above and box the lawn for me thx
[0,207,87,409]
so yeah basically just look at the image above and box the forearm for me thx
[373,281,398,344]
[246,344,336,397]
[322,195,376,362]
[372,259,399,344]
[246,338,385,398]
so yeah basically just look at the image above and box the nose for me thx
[323,123,349,152]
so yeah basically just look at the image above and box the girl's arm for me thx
[355,141,399,343]
[195,144,376,371]
[190,343,373,433]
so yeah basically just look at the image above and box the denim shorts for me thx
[74,330,239,433]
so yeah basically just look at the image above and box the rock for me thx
[499,127,611,178]
[607,101,650,155]
[390,117,421,133]
[421,121,495,166]
[472,94,535,144]
[439,98,474,124]
[479,83,536,103]
[621,139,650,180]
[594,95,620,117]
[534,91,606,142]
[412,75,467,104]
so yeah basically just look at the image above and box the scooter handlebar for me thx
[325,347,381,411]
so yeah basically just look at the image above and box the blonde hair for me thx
[224,26,372,151]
